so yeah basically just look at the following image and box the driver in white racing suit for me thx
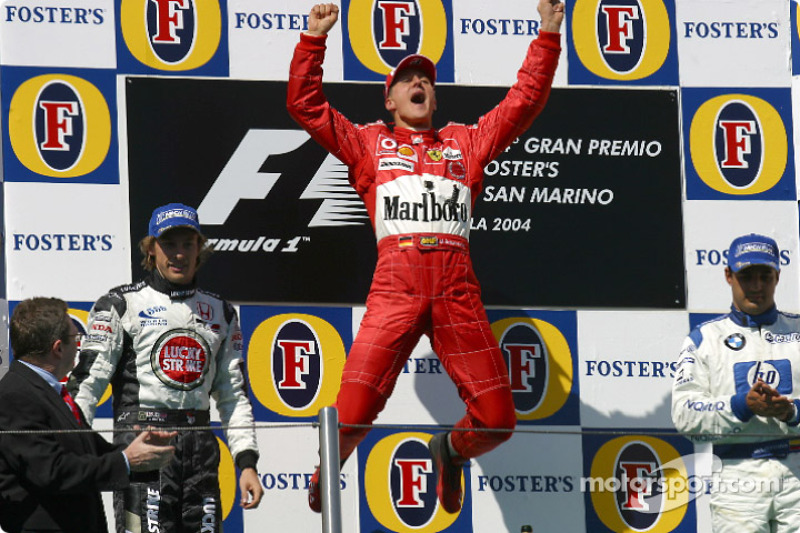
[68,203,263,533]
[672,233,800,533]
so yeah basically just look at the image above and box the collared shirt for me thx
[18,359,130,473]
[18,359,61,394]
[729,304,779,328]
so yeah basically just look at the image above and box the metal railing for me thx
[318,407,342,533]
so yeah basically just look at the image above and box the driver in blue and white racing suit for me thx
[672,233,800,533]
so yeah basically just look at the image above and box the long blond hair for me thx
[138,233,213,272]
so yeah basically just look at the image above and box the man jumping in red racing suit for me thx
[287,1,564,514]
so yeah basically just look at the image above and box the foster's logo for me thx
[147,0,197,64]
[247,313,345,417]
[35,82,84,171]
[598,1,646,73]
[272,319,322,408]
[688,92,789,196]
[492,317,573,421]
[587,436,690,532]
[2,5,105,25]
[120,0,223,71]
[715,101,763,186]
[344,0,452,81]
[570,0,675,83]
[8,74,111,179]
[362,432,463,531]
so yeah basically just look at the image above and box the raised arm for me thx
[287,3,367,168]
[538,0,565,34]
[305,3,339,36]
[468,1,563,166]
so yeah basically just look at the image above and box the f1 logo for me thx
[197,129,366,228]
[378,1,416,50]
[393,459,432,508]
[718,120,756,169]
[198,130,308,224]
[151,0,189,44]
[277,340,314,389]
[601,5,640,54]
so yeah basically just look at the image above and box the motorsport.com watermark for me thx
[580,453,788,513]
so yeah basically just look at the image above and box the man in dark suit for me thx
[0,297,175,533]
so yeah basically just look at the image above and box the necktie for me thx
[60,386,83,426]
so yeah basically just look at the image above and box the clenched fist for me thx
[306,3,339,36]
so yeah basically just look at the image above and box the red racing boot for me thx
[308,467,321,513]
[428,432,465,513]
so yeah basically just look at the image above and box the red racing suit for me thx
[287,31,561,460]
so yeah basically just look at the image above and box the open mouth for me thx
[411,92,426,104]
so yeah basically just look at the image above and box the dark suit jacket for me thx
[0,360,129,532]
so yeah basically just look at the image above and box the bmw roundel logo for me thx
[724,333,746,351]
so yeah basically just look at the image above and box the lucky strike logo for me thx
[571,0,672,81]
[8,75,111,178]
[689,93,788,195]
[491,317,573,421]
[363,432,461,532]
[346,0,449,77]
[150,329,210,390]
[588,436,689,532]
[120,0,222,71]
[246,313,345,417]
